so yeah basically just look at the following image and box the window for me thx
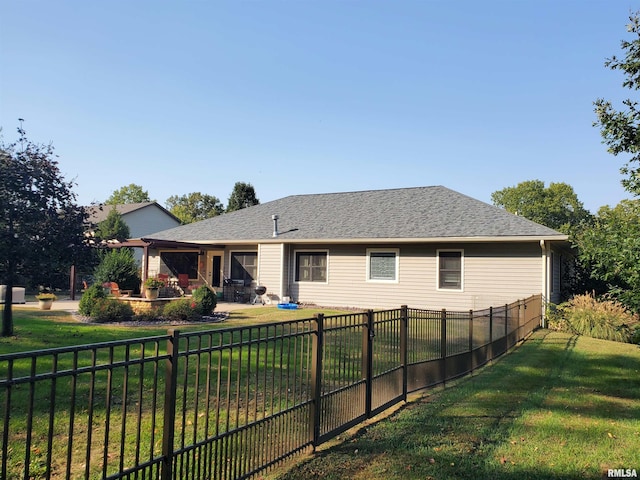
[367,249,398,282]
[160,251,199,279]
[295,252,327,282]
[438,250,463,290]
[231,252,257,285]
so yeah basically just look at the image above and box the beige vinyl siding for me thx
[258,243,284,303]
[288,242,543,310]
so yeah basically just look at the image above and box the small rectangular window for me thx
[296,252,327,282]
[367,250,398,281]
[438,250,462,290]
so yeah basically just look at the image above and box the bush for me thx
[547,293,639,343]
[163,299,199,322]
[90,298,134,323]
[191,285,217,315]
[93,249,140,292]
[78,283,106,316]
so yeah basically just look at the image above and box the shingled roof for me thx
[146,186,566,244]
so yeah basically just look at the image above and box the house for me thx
[86,202,181,264]
[129,186,568,310]
[86,202,181,240]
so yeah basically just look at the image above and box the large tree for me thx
[106,183,151,205]
[575,199,640,313]
[0,124,88,336]
[166,192,224,224]
[491,180,592,234]
[594,11,640,196]
[226,182,259,213]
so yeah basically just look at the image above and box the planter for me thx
[38,299,54,310]
[145,288,159,300]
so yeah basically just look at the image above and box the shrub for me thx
[78,283,106,316]
[132,311,161,323]
[163,299,198,322]
[93,249,140,292]
[90,298,134,323]
[547,293,639,343]
[191,285,217,315]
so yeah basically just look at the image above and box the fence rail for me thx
[0,295,542,480]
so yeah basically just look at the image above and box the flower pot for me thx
[38,299,54,310]
[145,288,159,300]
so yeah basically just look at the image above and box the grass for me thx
[0,305,354,479]
[272,330,640,480]
[0,304,352,354]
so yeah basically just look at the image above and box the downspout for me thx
[540,240,549,328]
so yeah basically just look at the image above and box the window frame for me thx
[230,250,258,286]
[436,249,464,291]
[366,248,399,283]
[294,250,329,283]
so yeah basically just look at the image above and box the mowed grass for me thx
[0,304,351,354]
[274,331,640,480]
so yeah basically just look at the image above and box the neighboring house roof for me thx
[85,202,180,225]
[146,186,567,244]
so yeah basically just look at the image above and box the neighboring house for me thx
[86,202,181,263]
[126,186,568,310]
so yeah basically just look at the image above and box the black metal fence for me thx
[0,295,542,480]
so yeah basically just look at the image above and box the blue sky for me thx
[0,1,636,214]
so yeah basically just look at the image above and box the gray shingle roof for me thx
[146,186,566,243]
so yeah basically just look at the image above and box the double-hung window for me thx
[437,250,463,290]
[295,251,327,282]
[367,249,398,282]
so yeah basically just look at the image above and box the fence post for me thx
[161,329,180,480]
[363,310,374,418]
[400,305,408,401]
[440,309,447,385]
[505,304,509,340]
[489,306,493,361]
[310,314,324,448]
[468,309,474,373]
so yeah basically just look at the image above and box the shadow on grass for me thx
[275,331,640,480]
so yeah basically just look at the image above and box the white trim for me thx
[436,249,464,292]
[366,248,400,283]
[293,249,329,284]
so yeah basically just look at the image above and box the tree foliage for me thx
[166,192,224,224]
[575,199,640,313]
[594,11,640,196]
[0,124,88,336]
[491,179,592,234]
[226,182,259,212]
[106,183,151,205]
[93,248,140,292]
[94,207,130,242]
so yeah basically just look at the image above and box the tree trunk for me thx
[2,279,14,337]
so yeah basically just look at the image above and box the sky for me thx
[0,0,637,214]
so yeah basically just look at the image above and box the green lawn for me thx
[0,305,352,354]
[273,330,640,480]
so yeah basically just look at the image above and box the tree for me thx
[226,182,259,212]
[0,124,88,336]
[94,207,130,242]
[491,180,592,234]
[594,11,640,196]
[106,183,151,205]
[166,192,224,224]
[575,199,640,313]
